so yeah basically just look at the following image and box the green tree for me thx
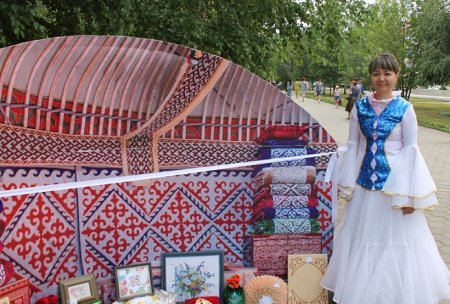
[277,0,370,92]
[0,0,48,47]
[40,0,137,35]
[133,0,306,77]
[357,0,417,99]
[414,0,450,86]
[350,0,449,98]
[38,0,308,78]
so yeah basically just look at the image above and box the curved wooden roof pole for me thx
[121,52,229,180]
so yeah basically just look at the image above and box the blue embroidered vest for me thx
[356,96,410,190]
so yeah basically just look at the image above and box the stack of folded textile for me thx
[252,138,321,235]
[252,166,320,234]
[245,125,324,278]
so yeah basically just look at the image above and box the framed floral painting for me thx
[161,251,224,303]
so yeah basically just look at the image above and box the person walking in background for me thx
[286,80,293,98]
[358,78,365,96]
[300,77,309,102]
[313,77,323,103]
[321,52,450,304]
[345,78,361,119]
[334,85,341,108]
[276,80,282,90]
[294,78,301,98]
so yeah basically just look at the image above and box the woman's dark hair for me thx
[368,53,401,74]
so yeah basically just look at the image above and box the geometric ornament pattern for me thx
[157,139,260,169]
[0,166,254,303]
[0,167,78,302]
[0,125,265,169]
[0,124,121,167]
[315,169,334,255]
[0,125,336,171]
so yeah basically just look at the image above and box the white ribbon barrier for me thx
[0,151,336,198]
[325,153,339,223]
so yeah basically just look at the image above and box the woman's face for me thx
[371,66,399,97]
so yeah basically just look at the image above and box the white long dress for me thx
[321,94,450,304]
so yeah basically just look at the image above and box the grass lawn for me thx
[412,102,450,133]
[306,92,450,133]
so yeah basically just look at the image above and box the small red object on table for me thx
[185,296,220,304]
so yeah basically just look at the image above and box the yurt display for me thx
[0,36,337,303]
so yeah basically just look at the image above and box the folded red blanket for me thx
[255,125,308,144]
[253,195,318,212]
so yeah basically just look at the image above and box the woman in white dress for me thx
[321,53,450,303]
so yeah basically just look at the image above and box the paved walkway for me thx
[294,96,450,267]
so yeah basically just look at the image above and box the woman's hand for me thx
[401,207,415,215]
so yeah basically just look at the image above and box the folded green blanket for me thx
[252,218,320,234]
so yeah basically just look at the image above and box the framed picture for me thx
[114,262,154,301]
[58,274,99,304]
[161,250,224,303]
[0,298,10,304]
